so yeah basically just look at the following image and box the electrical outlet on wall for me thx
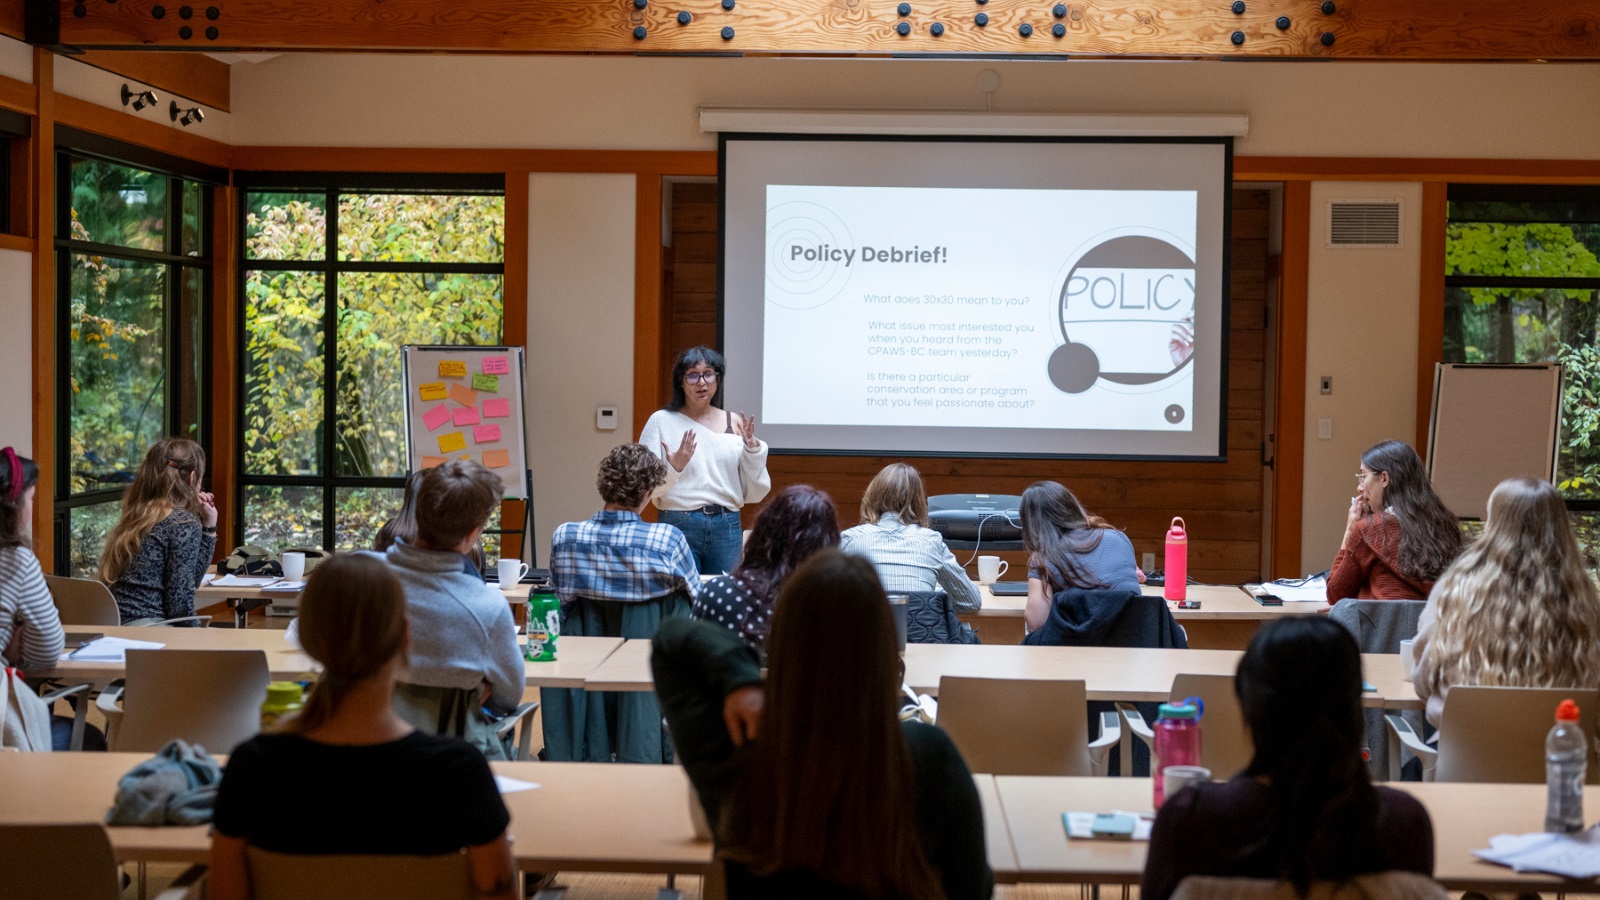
[1318,418,1333,440]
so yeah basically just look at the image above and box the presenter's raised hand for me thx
[736,411,759,450]
[663,432,697,472]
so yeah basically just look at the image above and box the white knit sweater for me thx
[638,409,771,511]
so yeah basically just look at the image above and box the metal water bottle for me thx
[1164,516,1188,601]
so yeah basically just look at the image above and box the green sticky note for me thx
[472,373,499,392]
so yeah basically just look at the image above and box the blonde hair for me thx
[288,553,408,734]
[1419,477,1600,698]
[858,463,929,528]
[99,438,207,584]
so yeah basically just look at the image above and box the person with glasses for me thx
[639,346,771,576]
[1326,440,1461,602]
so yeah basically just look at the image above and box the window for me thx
[1443,184,1600,560]
[237,175,505,555]
[54,139,215,575]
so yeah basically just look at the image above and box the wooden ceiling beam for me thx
[74,50,230,111]
[42,0,1600,60]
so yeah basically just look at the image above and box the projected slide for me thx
[762,185,1197,432]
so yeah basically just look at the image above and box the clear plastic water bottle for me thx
[1546,698,1587,834]
[1152,697,1203,808]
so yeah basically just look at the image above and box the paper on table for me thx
[1248,576,1330,603]
[209,574,278,587]
[61,636,166,662]
[262,580,308,592]
[1062,811,1154,841]
[1475,830,1600,879]
[494,775,541,794]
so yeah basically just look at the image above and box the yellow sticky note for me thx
[439,360,467,378]
[438,432,466,453]
[420,455,446,469]
[483,449,511,469]
[418,382,447,401]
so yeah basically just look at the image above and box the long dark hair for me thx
[0,448,39,549]
[730,485,841,649]
[667,346,725,412]
[1360,440,1461,582]
[1019,480,1113,591]
[722,549,945,899]
[289,553,409,734]
[1236,616,1382,892]
[373,470,425,552]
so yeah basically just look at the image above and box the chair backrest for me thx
[116,649,271,754]
[1170,871,1447,900]
[937,676,1094,775]
[43,574,122,626]
[1327,599,1426,654]
[246,846,473,900]
[0,823,121,900]
[1435,685,1600,784]
[905,590,958,644]
[1170,673,1252,780]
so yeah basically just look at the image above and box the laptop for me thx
[987,581,1029,597]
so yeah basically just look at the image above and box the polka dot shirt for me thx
[691,574,770,653]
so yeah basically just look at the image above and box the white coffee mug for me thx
[1163,764,1212,801]
[498,558,530,591]
[1399,639,1416,680]
[977,555,1009,585]
[281,552,306,583]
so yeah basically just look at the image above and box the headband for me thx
[1,447,20,504]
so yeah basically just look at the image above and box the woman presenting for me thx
[640,347,771,575]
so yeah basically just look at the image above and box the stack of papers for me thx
[60,636,166,662]
[494,775,540,794]
[261,580,307,592]
[1475,830,1600,879]
[1247,576,1330,604]
[207,574,278,588]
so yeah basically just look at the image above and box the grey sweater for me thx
[371,543,524,713]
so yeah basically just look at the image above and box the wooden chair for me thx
[44,574,211,627]
[1386,686,1600,783]
[0,823,205,900]
[96,649,271,753]
[245,847,476,900]
[1120,673,1253,781]
[936,676,1120,776]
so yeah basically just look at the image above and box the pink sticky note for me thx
[483,398,511,418]
[421,403,452,431]
[482,356,510,375]
[473,424,501,443]
[453,406,481,427]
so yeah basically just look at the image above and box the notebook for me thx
[988,581,1029,597]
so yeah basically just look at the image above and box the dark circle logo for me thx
[1165,404,1186,424]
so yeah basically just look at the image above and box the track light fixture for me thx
[120,84,158,111]
[170,101,205,126]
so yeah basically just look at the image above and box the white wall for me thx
[54,56,234,144]
[0,249,30,454]
[1299,182,1424,573]
[525,173,636,565]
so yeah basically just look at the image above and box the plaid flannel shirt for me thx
[550,509,701,604]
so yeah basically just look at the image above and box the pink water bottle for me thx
[1163,516,1188,601]
[1152,697,1203,809]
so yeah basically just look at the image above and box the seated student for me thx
[209,553,516,900]
[692,484,839,656]
[374,460,524,759]
[1142,616,1434,900]
[1413,477,1600,731]
[1327,440,1461,602]
[374,470,483,578]
[545,443,700,763]
[653,548,994,900]
[100,438,218,625]
[840,462,981,613]
[1019,480,1142,633]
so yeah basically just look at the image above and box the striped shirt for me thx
[840,513,983,613]
[0,546,65,673]
[550,510,701,605]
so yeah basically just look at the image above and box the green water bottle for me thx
[525,588,560,662]
[260,681,304,729]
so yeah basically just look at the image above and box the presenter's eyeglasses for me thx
[684,372,720,384]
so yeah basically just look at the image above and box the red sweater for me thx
[1327,514,1433,602]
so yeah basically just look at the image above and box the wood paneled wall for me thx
[664,187,1272,584]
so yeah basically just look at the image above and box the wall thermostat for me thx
[596,406,618,431]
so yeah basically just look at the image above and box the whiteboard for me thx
[1426,363,1561,520]
[401,345,528,499]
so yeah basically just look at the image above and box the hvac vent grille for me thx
[1328,200,1402,247]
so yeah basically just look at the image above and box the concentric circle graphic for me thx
[765,201,856,310]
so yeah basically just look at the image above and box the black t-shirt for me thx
[213,730,510,855]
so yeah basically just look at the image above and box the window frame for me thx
[234,172,507,553]
[52,135,219,575]
[1443,182,1600,517]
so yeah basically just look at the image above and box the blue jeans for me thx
[658,506,743,576]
